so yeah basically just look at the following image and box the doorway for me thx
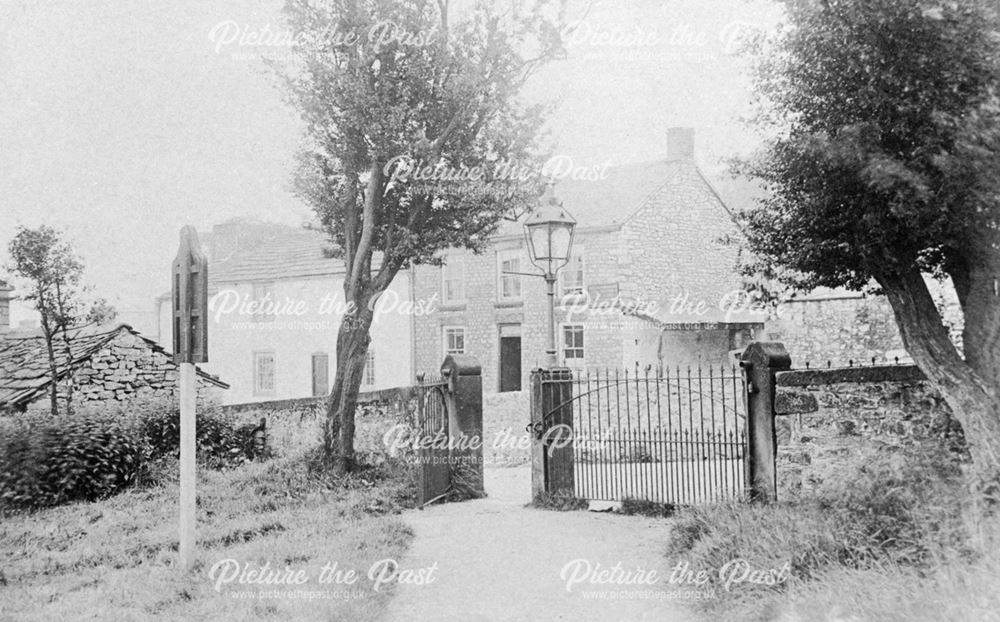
[498,324,522,392]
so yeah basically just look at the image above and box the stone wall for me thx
[223,386,420,459]
[763,295,905,367]
[773,365,967,499]
[26,329,224,413]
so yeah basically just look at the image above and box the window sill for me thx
[438,302,467,312]
[494,299,524,308]
[556,293,588,306]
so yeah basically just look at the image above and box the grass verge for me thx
[0,450,418,622]
[664,444,1000,621]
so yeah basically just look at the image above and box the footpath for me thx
[382,467,697,622]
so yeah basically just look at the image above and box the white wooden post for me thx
[179,362,196,570]
[172,225,208,572]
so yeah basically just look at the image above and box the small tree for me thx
[277,0,564,472]
[6,226,108,416]
[737,0,1000,483]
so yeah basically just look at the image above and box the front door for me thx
[499,324,522,392]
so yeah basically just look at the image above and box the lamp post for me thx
[524,183,577,367]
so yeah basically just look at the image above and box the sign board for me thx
[171,226,208,363]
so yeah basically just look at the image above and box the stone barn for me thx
[0,323,228,414]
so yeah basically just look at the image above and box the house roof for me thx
[209,229,345,287]
[0,323,228,408]
[497,159,740,236]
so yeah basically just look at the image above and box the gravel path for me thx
[382,467,696,622]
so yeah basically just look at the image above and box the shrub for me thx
[133,402,267,469]
[0,397,271,510]
[0,412,143,509]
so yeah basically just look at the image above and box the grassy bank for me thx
[0,451,418,621]
[666,445,1000,621]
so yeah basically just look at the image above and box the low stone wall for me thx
[773,365,967,499]
[223,387,420,459]
[483,390,531,466]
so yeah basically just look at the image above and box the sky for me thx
[0,0,782,332]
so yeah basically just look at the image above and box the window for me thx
[311,353,329,397]
[254,351,276,395]
[497,250,522,301]
[443,326,466,356]
[559,249,585,297]
[363,348,376,387]
[251,282,275,322]
[441,255,465,304]
[562,324,585,365]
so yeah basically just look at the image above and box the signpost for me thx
[171,226,208,572]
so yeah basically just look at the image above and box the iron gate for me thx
[417,381,450,506]
[534,365,748,505]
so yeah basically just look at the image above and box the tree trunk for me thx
[42,324,59,417]
[877,267,1000,482]
[59,330,75,416]
[322,301,375,474]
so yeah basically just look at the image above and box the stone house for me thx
[412,128,765,393]
[155,221,413,405]
[0,322,228,414]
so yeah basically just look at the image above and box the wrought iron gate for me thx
[534,365,748,505]
[417,381,450,506]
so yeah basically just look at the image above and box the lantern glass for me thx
[550,225,572,261]
[528,223,551,261]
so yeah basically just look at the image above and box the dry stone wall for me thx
[26,330,223,413]
[773,365,967,499]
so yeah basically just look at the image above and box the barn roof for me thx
[0,323,228,408]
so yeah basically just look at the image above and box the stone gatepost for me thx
[740,342,791,503]
[529,368,574,499]
[442,354,485,499]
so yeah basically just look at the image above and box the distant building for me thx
[412,128,765,393]
[0,323,227,414]
[156,221,413,405]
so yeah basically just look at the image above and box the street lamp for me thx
[524,182,577,367]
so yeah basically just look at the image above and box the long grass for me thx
[665,443,1000,621]
[0,450,418,622]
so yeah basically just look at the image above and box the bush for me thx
[0,398,270,510]
[131,401,269,469]
[0,412,143,509]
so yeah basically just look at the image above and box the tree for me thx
[277,0,564,472]
[736,0,1000,484]
[7,226,86,416]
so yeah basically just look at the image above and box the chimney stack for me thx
[0,283,13,333]
[667,127,695,160]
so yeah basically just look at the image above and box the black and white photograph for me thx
[1,0,999,620]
